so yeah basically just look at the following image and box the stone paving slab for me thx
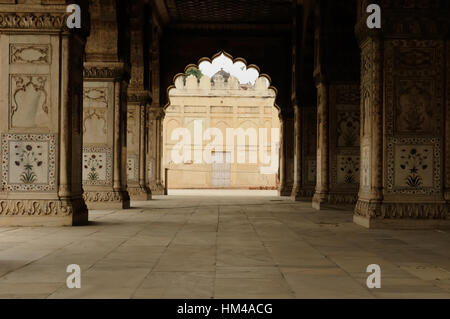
[0,195,448,299]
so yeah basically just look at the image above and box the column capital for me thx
[83,61,130,82]
[148,106,165,120]
[128,90,152,106]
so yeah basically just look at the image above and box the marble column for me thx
[311,82,361,209]
[312,81,330,209]
[354,0,450,229]
[278,113,295,196]
[311,0,361,210]
[147,16,165,195]
[127,93,152,200]
[0,1,89,226]
[291,105,317,201]
[446,39,450,207]
[126,0,152,201]
[82,0,130,209]
[327,83,360,205]
[147,107,165,194]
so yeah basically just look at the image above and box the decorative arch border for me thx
[164,50,281,116]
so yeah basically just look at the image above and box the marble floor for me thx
[0,194,449,299]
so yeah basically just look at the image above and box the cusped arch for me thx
[165,51,281,116]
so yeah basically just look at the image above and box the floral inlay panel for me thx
[387,137,440,195]
[337,155,360,185]
[1,134,56,192]
[82,147,112,186]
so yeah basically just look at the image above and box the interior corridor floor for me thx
[0,194,449,299]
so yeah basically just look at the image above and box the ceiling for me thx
[162,0,293,24]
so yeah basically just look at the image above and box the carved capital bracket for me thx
[127,90,152,106]
[148,106,165,121]
[83,62,130,82]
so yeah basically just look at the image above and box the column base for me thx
[312,191,358,209]
[0,197,88,227]
[83,190,130,210]
[278,184,293,196]
[290,187,314,201]
[150,183,165,195]
[128,185,152,201]
[328,192,358,205]
[312,192,329,210]
[354,199,450,229]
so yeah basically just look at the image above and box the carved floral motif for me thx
[82,148,112,186]
[339,156,360,185]
[10,44,50,64]
[399,148,430,188]
[1,134,56,192]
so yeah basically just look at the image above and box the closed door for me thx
[211,152,231,187]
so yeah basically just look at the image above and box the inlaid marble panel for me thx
[82,147,112,185]
[386,137,441,195]
[337,154,360,185]
[1,133,56,192]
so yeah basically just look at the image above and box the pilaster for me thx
[0,1,89,226]
[354,0,450,229]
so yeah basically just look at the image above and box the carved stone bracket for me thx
[84,62,130,81]
[128,90,152,105]
[128,186,151,201]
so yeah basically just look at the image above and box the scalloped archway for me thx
[162,51,282,193]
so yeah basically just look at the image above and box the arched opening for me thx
[162,52,282,195]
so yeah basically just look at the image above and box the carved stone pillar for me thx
[311,0,361,210]
[147,107,165,194]
[83,63,130,209]
[278,117,286,195]
[127,93,152,200]
[312,82,361,208]
[327,83,360,205]
[446,39,450,206]
[291,105,317,200]
[354,0,450,229]
[146,16,165,195]
[126,0,152,201]
[312,81,330,209]
[82,0,130,209]
[0,1,89,226]
[279,113,294,196]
